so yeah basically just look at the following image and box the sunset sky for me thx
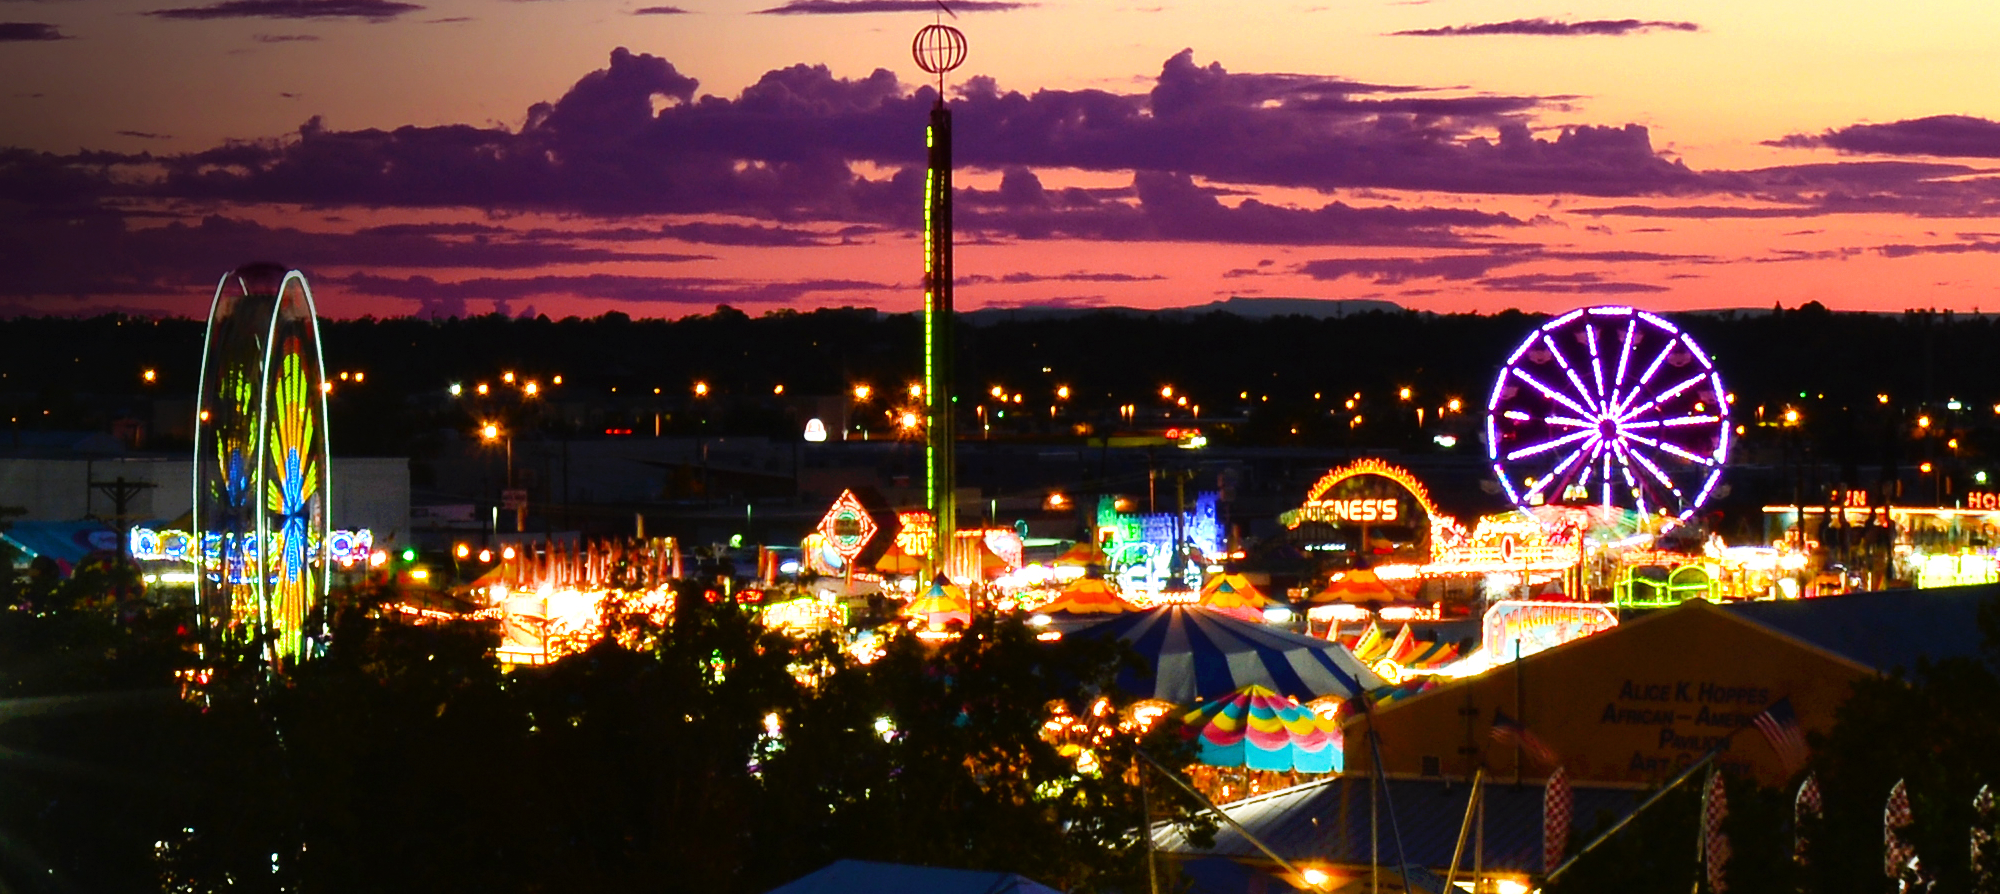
[8,0,2000,318]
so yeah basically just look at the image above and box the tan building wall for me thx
[1342,599,1875,787]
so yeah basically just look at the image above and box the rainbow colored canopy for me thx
[905,574,971,628]
[1182,684,1342,773]
[1033,576,1135,615]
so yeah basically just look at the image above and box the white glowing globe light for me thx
[803,418,828,442]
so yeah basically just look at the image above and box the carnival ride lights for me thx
[1487,306,1730,520]
[193,264,332,667]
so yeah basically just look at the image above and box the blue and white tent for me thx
[1067,606,1382,704]
[766,860,1065,894]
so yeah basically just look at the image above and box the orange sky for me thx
[7,0,2000,317]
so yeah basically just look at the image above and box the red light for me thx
[604,428,633,436]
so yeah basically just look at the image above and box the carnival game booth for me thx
[1764,498,2000,595]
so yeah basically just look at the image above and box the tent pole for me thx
[1443,769,1484,893]
[1138,747,1161,894]
[1361,695,1416,894]
[1133,749,1311,887]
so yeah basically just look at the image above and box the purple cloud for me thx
[631,4,688,12]
[116,130,172,140]
[958,271,1165,286]
[754,0,1030,13]
[0,22,68,39]
[1768,115,2000,159]
[253,32,320,40]
[331,272,895,307]
[1392,18,1699,37]
[1299,248,1704,284]
[0,210,714,299]
[147,0,421,21]
[1475,272,1668,293]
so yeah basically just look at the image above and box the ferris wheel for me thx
[1485,306,1730,521]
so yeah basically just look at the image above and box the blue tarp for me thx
[1726,584,1998,675]
[1,521,121,571]
[765,859,1064,894]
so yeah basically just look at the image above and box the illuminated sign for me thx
[818,490,879,562]
[1285,458,1459,563]
[895,510,935,558]
[1314,498,1400,523]
[1290,458,1437,529]
[1427,512,1577,574]
[1482,600,1618,661]
[1969,491,2000,511]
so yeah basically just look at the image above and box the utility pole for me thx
[90,475,155,600]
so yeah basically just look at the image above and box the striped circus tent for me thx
[1033,576,1135,615]
[1182,684,1342,773]
[1067,606,1382,704]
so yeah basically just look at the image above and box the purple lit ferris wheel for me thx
[1485,307,1730,521]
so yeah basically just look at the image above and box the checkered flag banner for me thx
[1975,784,1996,894]
[1544,765,1571,873]
[1703,770,1731,893]
[1795,773,1822,866]
[1886,779,1916,879]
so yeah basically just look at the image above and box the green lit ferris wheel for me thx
[193,264,332,667]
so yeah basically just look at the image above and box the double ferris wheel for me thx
[1485,306,1730,521]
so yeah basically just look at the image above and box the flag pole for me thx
[1547,693,1789,884]
[1133,748,1314,888]
[1545,743,1723,884]
[1443,769,1485,893]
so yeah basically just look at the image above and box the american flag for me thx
[1703,770,1731,893]
[1751,696,1810,776]
[1543,766,1572,873]
[1885,779,1915,879]
[1491,708,1558,768]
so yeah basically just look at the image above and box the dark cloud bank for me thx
[4,46,1997,308]
[1392,18,1698,37]
[0,21,69,40]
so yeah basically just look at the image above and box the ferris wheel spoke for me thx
[1625,442,1688,499]
[1512,367,1597,421]
[1505,427,1597,462]
[1625,336,1680,415]
[1586,325,1607,402]
[1545,414,1595,429]
[1611,318,1638,394]
[1624,431,1714,466]
[1619,372,1707,422]
[1601,450,1615,509]
[1609,443,1648,514]
[1540,334,1601,413]
[1624,415,1720,430]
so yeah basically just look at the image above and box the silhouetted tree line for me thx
[0,570,1212,894]
[6,303,2000,453]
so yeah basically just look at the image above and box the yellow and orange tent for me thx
[1033,576,1135,615]
[1311,568,1400,604]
